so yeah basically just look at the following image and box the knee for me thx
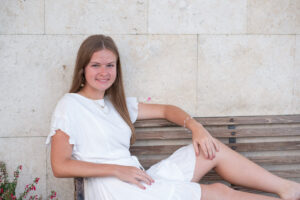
[210,183,234,198]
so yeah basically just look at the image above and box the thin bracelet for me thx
[183,116,193,128]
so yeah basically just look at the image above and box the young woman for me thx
[46,34,300,200]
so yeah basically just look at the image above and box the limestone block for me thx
[0,35,85,137]
[0,0,44,34]
[293,35,300,112]
[113,35,198,115]
[148,0,246,34]
[197,35,295,116]
[45,0,147,34]
[0,137,46,198]
[46,144,74,200]
[247,0,299,34]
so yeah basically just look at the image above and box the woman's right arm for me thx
[51,130,154,189]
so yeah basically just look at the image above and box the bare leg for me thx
[200,183,282,200]
[191,140,300,200]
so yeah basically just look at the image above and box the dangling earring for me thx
[80,75,85,87]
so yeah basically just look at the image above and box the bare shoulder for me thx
[137,102,168,120]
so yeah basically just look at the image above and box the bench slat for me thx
[218,126,300,137]
[138,155,300,169]
[196,115,300,126]
[135,126,300,139]
[134,115,300,128]
[130,141,300,155]
[228,141,300,152]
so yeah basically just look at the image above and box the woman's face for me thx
[83,49,117,96]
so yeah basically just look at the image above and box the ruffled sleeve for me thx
[45,95,76,145]
[126,97,139,123]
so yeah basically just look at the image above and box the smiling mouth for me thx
[96,79,109,83]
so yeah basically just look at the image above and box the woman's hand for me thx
[191,124,220,160]
[113,165,154,189]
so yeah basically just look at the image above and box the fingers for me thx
[135,174,151,186]
[132,179,146,190]
[146,172,155,183]
[140,168,155,183]
[132,169,154,189]
[205,142,213,159]
[193,141,199,156]
[199,140,211,159]
[192,127,220,160]
[200,142,208,158]
[136,170,154,185]
[208,139,216,159]
[213,138,220,152]
[200,139,217,160]
[117,166,155,190]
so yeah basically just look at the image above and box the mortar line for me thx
[246,0,248,33]
[196,34,199,116]
[146,0,149,34]
[44,0,46,34]
[0,33,297,36]
[45,146,48,196]
[291,35,296,110]
[0,33,300,36]
[0,136,47,138]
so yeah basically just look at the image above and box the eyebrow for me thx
[90,61,116,64]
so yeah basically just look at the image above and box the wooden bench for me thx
[74,114,300,199]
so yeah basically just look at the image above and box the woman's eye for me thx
[107,64,114,67]
[92,64,99,67]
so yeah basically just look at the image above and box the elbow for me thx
[53,172,60,178]
[51,160,68,178]
[53,169,63,178]
[52,165,63,178]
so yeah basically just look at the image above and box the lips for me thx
[96,78,109,83]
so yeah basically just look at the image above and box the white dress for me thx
[45,93,201,200]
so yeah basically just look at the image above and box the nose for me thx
[98,66,109,75]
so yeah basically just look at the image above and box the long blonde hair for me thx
[69,35,136,144]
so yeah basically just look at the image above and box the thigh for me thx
[191,143,219,182]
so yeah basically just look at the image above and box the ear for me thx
[81,67,85,77]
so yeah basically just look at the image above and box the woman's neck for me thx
[78,87,105,100]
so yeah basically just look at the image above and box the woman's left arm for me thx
[137,103,219,160]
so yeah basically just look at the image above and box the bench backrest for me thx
[75,115,300,199]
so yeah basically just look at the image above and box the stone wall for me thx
[0,0,299,199]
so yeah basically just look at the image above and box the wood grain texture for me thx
[135,126,300,139]
[130,141,300,155]
[134,115,300,127]
[74,177,84,200]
